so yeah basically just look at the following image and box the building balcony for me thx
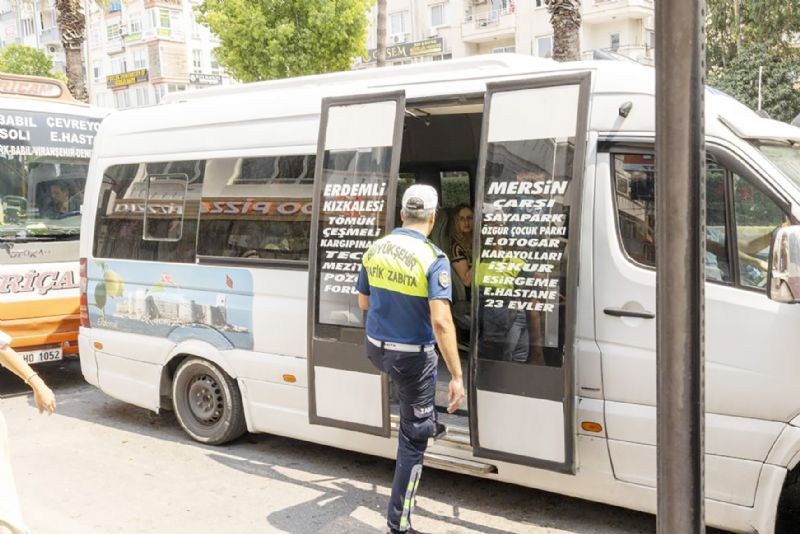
[583,44,654,65]
[582,0,653,24]
[461,6,515,44]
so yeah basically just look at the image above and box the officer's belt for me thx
[367,335,435,353]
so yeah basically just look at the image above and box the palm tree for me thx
[376,0,387,67]
[546,0,582,62]
[54,0,87,101]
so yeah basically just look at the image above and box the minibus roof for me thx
[0,94,109,118]
[94,54,800,160]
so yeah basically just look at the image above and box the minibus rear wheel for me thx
[172,357,247,445]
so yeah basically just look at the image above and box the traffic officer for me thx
[356,184,465,534]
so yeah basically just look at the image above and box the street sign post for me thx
[655,0,706,532]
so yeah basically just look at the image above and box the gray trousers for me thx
[366,340,438,532]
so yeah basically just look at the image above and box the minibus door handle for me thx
[603,307,655,319]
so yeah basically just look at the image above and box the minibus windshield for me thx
[755,141,800,190]
[0,155,89,241]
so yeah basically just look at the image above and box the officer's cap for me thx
[402,184,438,211]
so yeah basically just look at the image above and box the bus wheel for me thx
[172,357,246,445]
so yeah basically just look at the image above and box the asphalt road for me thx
[0,360,791,533]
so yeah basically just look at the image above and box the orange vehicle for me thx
[0,74,107,365]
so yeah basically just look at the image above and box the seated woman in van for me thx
[449,204,474,287]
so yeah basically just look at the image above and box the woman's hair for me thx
[450,204,474,247]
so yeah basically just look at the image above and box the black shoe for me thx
[433,422,447,440]
[389,528,426,534]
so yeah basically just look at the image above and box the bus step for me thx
[423,451,497,475]
[390,415,471,447]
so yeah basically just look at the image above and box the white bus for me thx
[79,55,800,533]
[0,73,107,366]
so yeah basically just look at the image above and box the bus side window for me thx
[732,174,790,289]
[612,153,732,284]
[143,174,188,242]
[196,154,315,262]
[94,161,203,263]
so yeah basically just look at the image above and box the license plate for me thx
[20,347,63,365]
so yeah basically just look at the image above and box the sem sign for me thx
[106,69,149,89]
[365,37,444,63]
[189,73,222,86]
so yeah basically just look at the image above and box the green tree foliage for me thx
[708,44,800,123]
[0,44,58,78]
[707,0,800,69]
[706,1,800,122]
[196,0,374,82]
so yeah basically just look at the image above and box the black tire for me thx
[172,357,246,445]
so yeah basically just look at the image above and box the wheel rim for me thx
[186,373,224,426]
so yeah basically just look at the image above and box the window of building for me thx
[430,3,447,28]
[90,26,102,46]
[93,161,204,263]
[160,9,171,29]
[431,53,454,61]
[111,56,127,74]
[92,60,103,81]
[114,89,131,109]
[535,0,544,7]
[129,16,142,35]
[107,22,121,40]
[192,49,202,72]
[610,32,620,52]
[196,155,315,262]
[134,85,149,107]
[44,10,57,29]
[492,45,516,54]
[390,11,410,39]
[191,11,201,38]
[146,9,157,30]
[21,18,34,36]
[647,30,656,50]
[132,48,147,69]
[167,83,187,92]
[536,36,553,58]
[153,84,167,103]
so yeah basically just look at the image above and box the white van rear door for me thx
[470,73,591,472]
[307,92,405,437]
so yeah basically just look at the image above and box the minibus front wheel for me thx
[172,357,247,445]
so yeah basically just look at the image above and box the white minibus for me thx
[78,55,800,533]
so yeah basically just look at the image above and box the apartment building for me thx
[85,0,232,109]
[358,0,655,67]
[0,0,66,72]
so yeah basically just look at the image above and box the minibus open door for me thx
[469,74,591,473]
[307,92,405,437]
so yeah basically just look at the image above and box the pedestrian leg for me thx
[385,349,437,532]
[0,412,29,534]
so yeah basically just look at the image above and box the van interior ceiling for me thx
[396,100,485,428]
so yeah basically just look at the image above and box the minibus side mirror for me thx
[767,225,800,304]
